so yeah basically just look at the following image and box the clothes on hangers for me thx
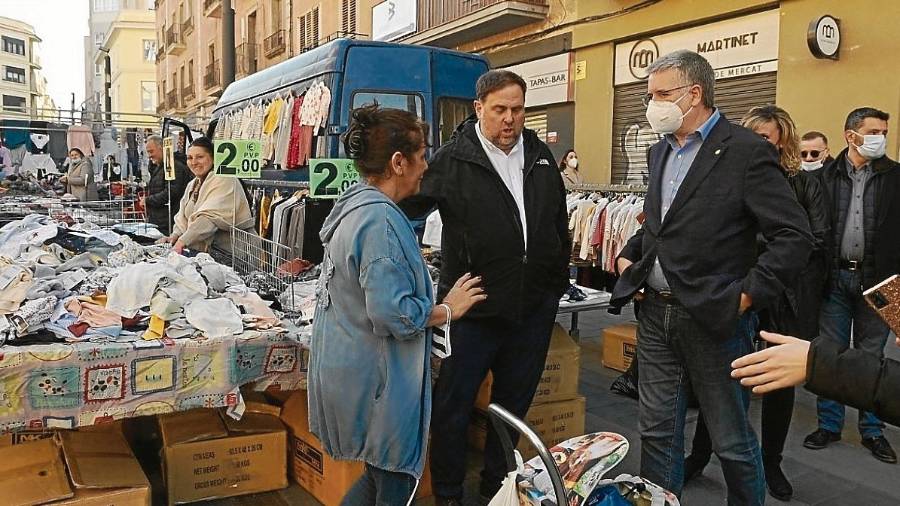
[66,125,95,157]
[567,190,645,270]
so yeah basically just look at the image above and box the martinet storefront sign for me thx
[614,10,780,86]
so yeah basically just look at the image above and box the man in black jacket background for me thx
[400,70,570,505]
[143,135,190,236]
[805,107,900,464]
[611,50,812,504]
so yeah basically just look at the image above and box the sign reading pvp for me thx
[310,159,359,199]
[214,140,262,179]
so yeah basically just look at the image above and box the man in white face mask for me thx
[805,107,900,466]
[610,50,812,505]
[800,131,831,173]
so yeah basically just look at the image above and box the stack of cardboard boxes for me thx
[468,323,586,458]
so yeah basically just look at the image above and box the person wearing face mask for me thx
[399,70,570,506]
[800,131,833,174]
[610,50,812,505]
[804,107,900,465]
[683,105,829,501]
[59,148,98,201]
[158,137,255,254]
[559,149,583,187]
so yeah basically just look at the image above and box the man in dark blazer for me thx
[611,50,812,504]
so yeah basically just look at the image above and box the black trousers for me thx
[430,294,559,499]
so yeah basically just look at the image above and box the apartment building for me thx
[0,16,56,118]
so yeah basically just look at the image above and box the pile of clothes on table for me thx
[0,214,300,346]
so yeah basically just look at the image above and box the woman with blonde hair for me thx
[683,105,829,502]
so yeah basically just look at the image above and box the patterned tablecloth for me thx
[0,329,310,433]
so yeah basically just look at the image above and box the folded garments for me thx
[55,251,104,273]
[107,236,144,267]
[0,258,34,314]
[183,298,243,337]
[194,253,242,292]
[10,295,57,333]
[65,296,124,328]
[143,314,165,340]
[106,254,207,317]
[226,286,278,325]
[165,317,196,339]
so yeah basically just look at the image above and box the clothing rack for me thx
[243,179,310,190]
[570,183,648,193]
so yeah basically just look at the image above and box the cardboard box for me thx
[468,396,586,459]
[0,431,152,506]
[0,438,73,505]
[0,429,58,448]
[158,408,288,505]
[475,324,581,411]
[602,323,637,372]
[55,430,151,506]
[280,391,433,505]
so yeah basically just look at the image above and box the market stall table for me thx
[0,328,309,432]
[557,286,612,339]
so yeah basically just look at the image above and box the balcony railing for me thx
[165,25,186,54]
[181,16,194,37]
[264,29,286,58]
[204,61,221,90]
[203,0,222,17]
[182,83,195,102]
[418,0,546,30]
[166,90,178,109]
[235,43,258,76]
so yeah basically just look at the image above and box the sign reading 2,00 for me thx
[214,140,262,179]
[310,159,359,199]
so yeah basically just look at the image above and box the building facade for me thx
[97,9,158,125]
[0,16,55,118]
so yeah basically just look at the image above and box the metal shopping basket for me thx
[488,404,678,506]
[58,199,146,229]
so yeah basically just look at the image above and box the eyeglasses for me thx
[800,150,823,159]
[642,84,694,107]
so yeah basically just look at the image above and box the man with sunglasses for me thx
[805,107,900,464]
[610,50,812,504]
[801,131,833,173]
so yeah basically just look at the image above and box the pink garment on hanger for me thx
[67,125,95,156]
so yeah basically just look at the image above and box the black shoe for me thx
[763,460,793,502]
[683,453,709,484]
[435,497,464,506]
[862,436,898,464]
[803,429,841,450]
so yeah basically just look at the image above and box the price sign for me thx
[214,140,262,179]
[310,159,359,199]
[162,137,175,181]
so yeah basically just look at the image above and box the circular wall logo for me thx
[629,39,660,80]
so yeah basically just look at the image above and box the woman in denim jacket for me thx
[308,104,485,505]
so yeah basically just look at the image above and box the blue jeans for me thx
[817,268,889,439]
[341,464,417,506]
[637,291,764,505]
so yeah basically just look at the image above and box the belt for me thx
[645,287,681,305]
[838,259,862,271]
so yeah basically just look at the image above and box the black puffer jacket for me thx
[820,149,900,289]
[145,155,191,234]
[763,170,830,338]
[807,337,900,426]
[400,116,570,323]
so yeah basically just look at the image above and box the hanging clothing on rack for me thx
[47,123,69,164]
[67,125,95,157]
[286,95,304,169]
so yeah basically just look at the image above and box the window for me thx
[208,42,216,63]
[438,98,474,146]
[298,7,319,51]
[341,0,356,34]
[353,92,423,118]
[143,39,157,62]
[95,32,105,47]
[2,37,25,56]
[93,0,119,11]
[2,95,26,112]
[3,66,25,84]
[141,81,156,112]
[94,62,102,77]
[272,0,282,30]
[187,59,194,85]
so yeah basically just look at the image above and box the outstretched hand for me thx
[731,331,811,394]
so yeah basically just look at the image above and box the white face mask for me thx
[801,160,824,171]
[645,91,693,134]
[853,132,887,160]
[567,157,578,169]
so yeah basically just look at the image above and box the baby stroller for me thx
[487,404,679,506]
